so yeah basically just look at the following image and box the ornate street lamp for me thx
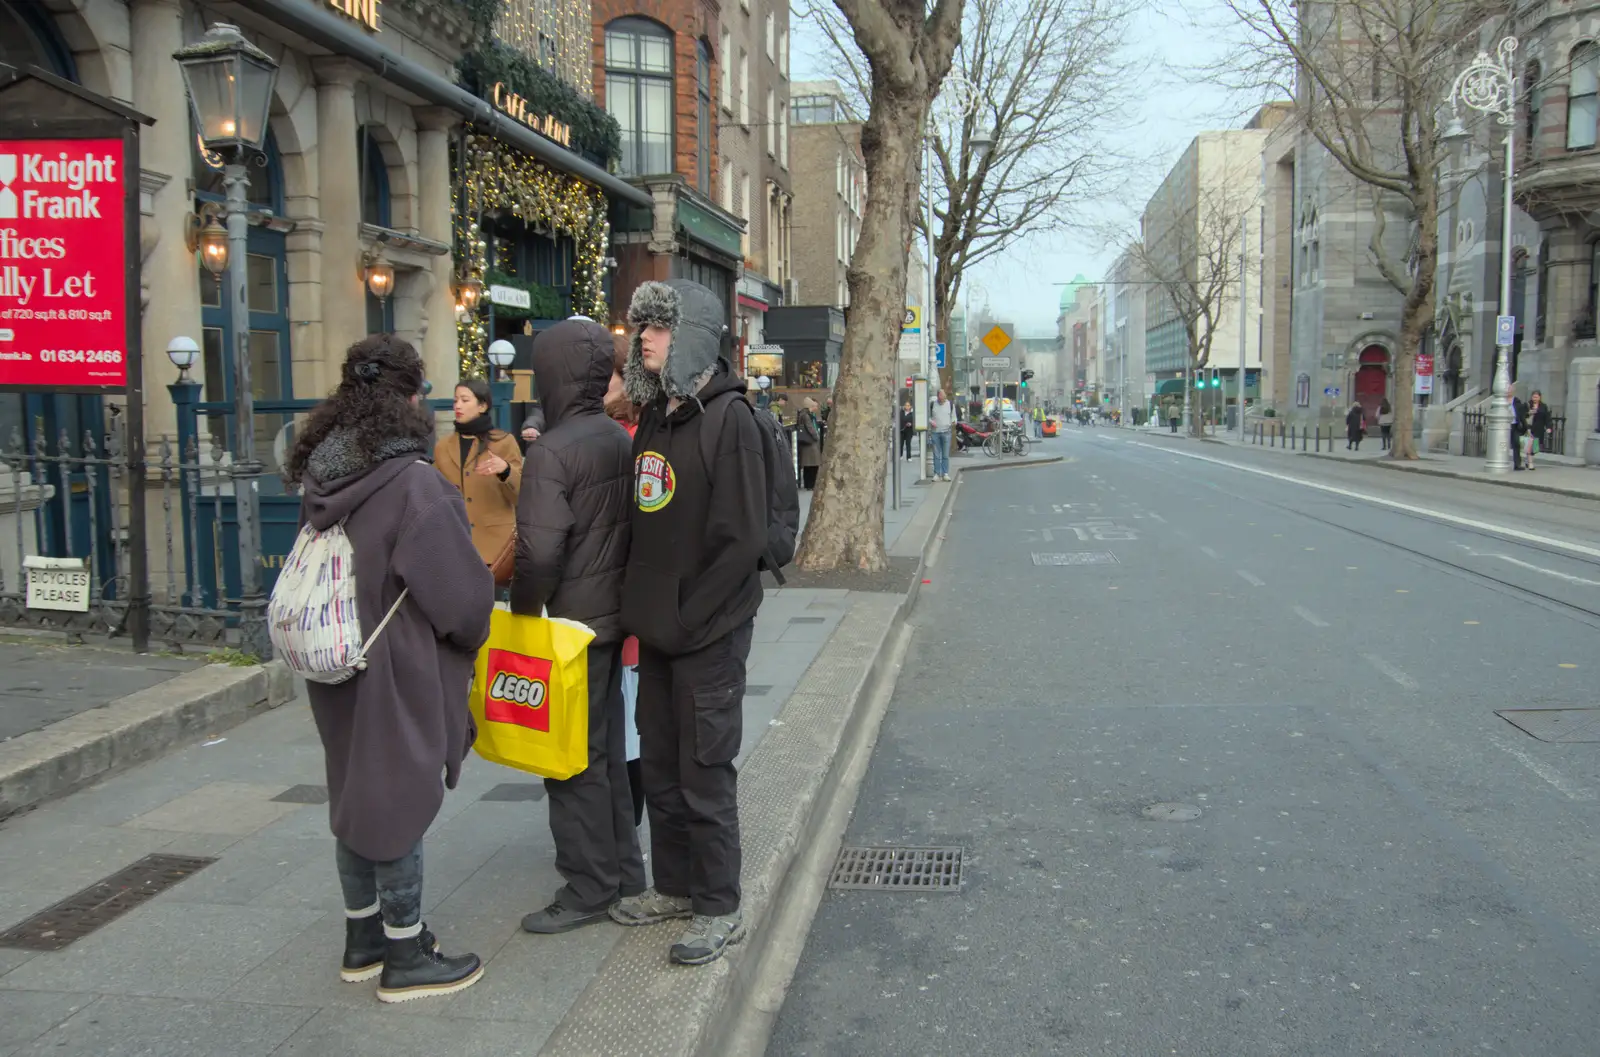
[174,23,280,658]
[1448,36,1518,475]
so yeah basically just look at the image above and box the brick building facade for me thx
[593,0,745,334]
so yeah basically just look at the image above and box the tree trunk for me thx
[1389,204,1436,461]
[796,88,926,573]
[936,301,956,396]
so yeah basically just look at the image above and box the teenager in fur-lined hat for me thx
[609,278,767,965]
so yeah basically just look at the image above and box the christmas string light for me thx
[453,128,610,376]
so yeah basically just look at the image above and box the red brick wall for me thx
[593,0,720,190]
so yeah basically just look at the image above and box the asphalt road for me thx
[768,427,1600,1057]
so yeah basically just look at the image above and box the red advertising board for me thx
[1414,351,1434,395]
[0,138,127,389]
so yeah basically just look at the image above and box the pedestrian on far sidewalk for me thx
[1346,401,1365,450]
[796,397,822,490]
[900,400,915,461]
[1526,389,1551,471]
[511,317,644,935]
[1510,382,1528,470]
[929,388,954,480]
[287,335,492,1003]
[614,278,767,966]
[1377,398,1394,451]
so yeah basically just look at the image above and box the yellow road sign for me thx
[982,325,1012,355]
[902,307,922,333]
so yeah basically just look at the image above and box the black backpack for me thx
[700,392,801,584]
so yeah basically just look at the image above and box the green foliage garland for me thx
[483,268,566,321]
[457,42,622,165]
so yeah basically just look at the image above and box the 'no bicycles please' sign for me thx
[0,140,127,389]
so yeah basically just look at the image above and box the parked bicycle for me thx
[984,423,1030,458]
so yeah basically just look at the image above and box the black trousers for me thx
[900,432,913,459]
[636,619,754,916]
[544,642,646,912]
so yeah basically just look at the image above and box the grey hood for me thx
[623,279,731,404]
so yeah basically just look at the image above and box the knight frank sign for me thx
[0,138,129,389]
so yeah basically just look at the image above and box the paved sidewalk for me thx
[0,583,901,1057]
[0,639,203,742]
[1147,425,1600,500]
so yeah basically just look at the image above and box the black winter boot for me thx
[375,934,483,1003]
[341,918,439,983]
[340,914,385,982]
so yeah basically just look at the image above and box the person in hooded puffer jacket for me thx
[609,279,767,966]
[286,334,493,1004]
[510,318,644,934]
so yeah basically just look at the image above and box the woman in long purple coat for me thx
[285,335,494,1003]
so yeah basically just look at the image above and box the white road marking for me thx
[1495,740,1596,802]
[1293,605,1329,628]
[1491,554,1600,587]
[1362,653,1418,691]
[1236,569,1265,587]
[1127,442,1600,561]
[1200,545,1220,559]
[1147,512,1167,523]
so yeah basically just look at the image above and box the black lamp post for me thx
[174,23,280,658]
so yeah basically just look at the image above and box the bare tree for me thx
[1210,0,1504,459]
[795,0,963,573]
[802,0,1137,394]
[1131,181,1252,436]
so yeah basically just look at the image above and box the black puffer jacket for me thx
[509,318,632,644]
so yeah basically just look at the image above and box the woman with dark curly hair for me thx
[287,334,494,1004]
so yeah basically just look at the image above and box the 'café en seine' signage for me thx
[491,83,573,148]
[326,0,380,31]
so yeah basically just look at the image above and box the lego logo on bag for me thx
[489,672,546,709]
[483,649,553,732]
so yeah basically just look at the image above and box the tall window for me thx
[765,13,775,60]
[719,29,731,110]
[1536,239,1550,343]
[779,30,789,78]
[605,18,673,177]
[697,41,712,192]
[766,89,776,155]
[1568,44,1598,150]
[779,105,788,167]
[739,51,749,126]
[1526,61,1543,160]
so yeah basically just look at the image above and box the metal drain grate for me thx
[0,853,215,951]
[271,784,328,804]
[745,685,772,696]
[480,783,546,802]
[789,616,827,625]
[1032,552,1119,566]
[1496,708,1600,743]
[828,846,964,890]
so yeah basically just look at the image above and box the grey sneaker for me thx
[669,911,745,966]
[608,887,693,926]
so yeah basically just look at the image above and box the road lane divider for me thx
[1128,441,1600,562]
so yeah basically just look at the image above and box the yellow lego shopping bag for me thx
[469,609,594,780]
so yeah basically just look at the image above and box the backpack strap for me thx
[697,393,787,585]
[348,587,410,672]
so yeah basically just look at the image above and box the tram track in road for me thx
[1094,437,1600,630]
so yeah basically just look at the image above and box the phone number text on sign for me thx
[0,138,127,389]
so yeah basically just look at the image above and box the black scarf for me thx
[455,414,492,466]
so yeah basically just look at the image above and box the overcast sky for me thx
[790,3,1260,336]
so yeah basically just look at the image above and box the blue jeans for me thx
[930,430,950,477]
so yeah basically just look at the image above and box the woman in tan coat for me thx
[434,378,522,580]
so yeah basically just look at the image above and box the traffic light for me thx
[1196,374,1208,389]
[1020,369,1035,388]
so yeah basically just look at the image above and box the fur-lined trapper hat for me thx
[623,279,730,404]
